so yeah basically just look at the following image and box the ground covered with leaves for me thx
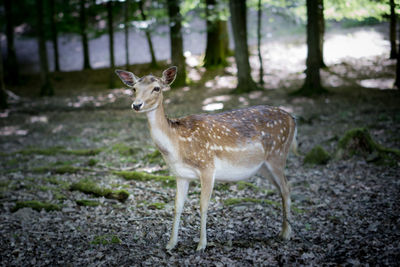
[1,44,400,266]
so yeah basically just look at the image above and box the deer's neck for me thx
[146,104,175,157]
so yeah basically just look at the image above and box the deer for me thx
[115,66,298,251]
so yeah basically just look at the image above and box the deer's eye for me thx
[153,87,160,93]
[132,88,136,92]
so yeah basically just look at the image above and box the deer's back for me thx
[165,105,295,174]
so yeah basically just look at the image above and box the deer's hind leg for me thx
[259,161,292,240]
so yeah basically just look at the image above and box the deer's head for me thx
[115,66,177,113]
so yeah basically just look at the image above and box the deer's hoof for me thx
[196,241,207,251]
[279,225,292,240]
[166,241,177,250]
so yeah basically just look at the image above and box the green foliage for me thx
[12,200,61,212]
[70,179,129,202]
[324,0,389,21]
[90,234,121,245]
[113,171,175,187]
[304,145,331,165]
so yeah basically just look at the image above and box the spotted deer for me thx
[115,67,298,251]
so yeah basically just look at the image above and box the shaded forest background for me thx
[0,0,400,266]
[1,0,400,99]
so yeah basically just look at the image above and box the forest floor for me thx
[1,30,400,265]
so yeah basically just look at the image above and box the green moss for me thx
[15,146,102,156]
[147,202,166,210]
[335,128,400,165]
[304,145,331,165]
[86,159,98,167]
[292,206,305,214]
[54,192,67,201]
[76,199,100,207]
[236,181,275,196]
[143,150,164,165]
[214,183,231,191]
[113,171,175,187]
[12,200,61,212]
[17,146,65,156]
[224,197,279,207]
[90,234,121,245]
[0,181,10,188]
[111,143,137,156]
[34,165,81,174]
[45,177,70,189]
[70,179,129,202]
[64,148,103,156]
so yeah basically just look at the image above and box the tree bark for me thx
[229,0,257,93]
[0,40,7,109]
[80,0,91,69]
[390,0,397,59]
[107,1,116,88]
[395,41,400,88]
[291,0,326,96]
[124,0,130,70]
[317,0,326,68]
[138,0,157,67]
[50,0,60,72]
[37,0,54,96]
[203,0,229,69]
[257,0,264,85]
[166,0,186,87]
[4,0,19,84]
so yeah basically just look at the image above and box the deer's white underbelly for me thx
[214,158,263,182]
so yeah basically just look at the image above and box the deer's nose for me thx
[132,102,143,111]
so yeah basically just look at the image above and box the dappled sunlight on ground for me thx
[248,24,392,90]
[204,75,237,91]
[324,30,388,64]
[0,126,28,136]
[359,78,395,90]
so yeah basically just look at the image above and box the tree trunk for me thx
[4,0,19,84]
[37,0,54,96]
[107,1,116,88]
[229,0,257,94]
[317,0,326,68]
[124,0,130,70]
[291,0,326,96]
[166,0,186,87]
[0,41,7,109]
[80,0,91,69]
[50,0,60,72]
[257,0,264,85]
[395,41,400,88]
[390,0,397,59]
[138,0,157,67]
[203,0,229,69]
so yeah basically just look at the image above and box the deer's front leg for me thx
[166,178,189,250]
[197,171,215,251]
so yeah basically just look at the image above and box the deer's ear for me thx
[115,70,138,87]
[162,66,177,86]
